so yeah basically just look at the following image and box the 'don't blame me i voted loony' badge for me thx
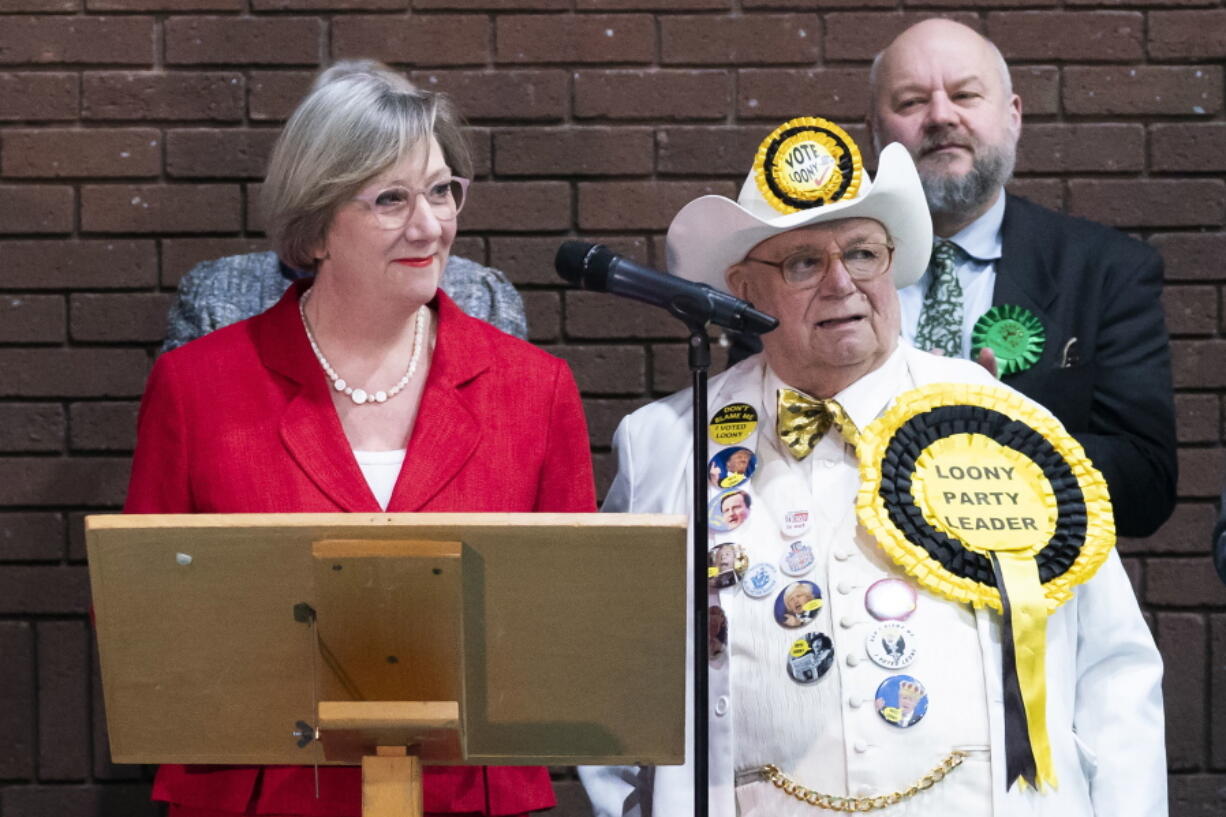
[710,403,759,446]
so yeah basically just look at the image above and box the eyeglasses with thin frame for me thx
[352,177,470,230]
[744,241,894,288]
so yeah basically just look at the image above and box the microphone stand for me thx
[553,241,779,817]
[686,323,711,817]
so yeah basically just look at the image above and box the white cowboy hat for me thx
[666,142,932,293]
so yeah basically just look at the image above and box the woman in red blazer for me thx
[125,59,595,817]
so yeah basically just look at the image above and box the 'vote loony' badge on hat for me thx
[753,117,863,215]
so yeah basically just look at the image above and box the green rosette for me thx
[971,305,1045,377]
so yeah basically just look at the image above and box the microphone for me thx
[555,242,778,335]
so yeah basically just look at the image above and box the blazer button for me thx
[854,740,870,754]
[846,653,862,667]
[837,581,855,595]
[714,695,729,716]
[848,696,865,709]
[833,550,852,561]
[839,616,855,629]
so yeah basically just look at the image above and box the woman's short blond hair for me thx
[261,60,472,271]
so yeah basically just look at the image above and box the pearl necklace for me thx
[299,287,428,406]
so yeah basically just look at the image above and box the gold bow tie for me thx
[777,388,860,459]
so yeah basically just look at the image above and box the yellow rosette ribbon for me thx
[855,383,1115,792]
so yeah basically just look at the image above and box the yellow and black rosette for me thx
[753,117,863,214]
[971,305,1046,377]
[855,383,1114,793]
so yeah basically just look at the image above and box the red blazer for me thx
[125,281,596,817]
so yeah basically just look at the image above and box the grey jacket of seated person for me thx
[163,251,528,352]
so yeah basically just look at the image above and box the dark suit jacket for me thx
[994,194,1177,538]
[125,282,595,816]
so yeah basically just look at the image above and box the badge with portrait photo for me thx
[708,446,758,490]
[875,674,928,728]
[774,579,824,628]
[786,632,834,684]
[709,488,752,534]
[708,542,748,589]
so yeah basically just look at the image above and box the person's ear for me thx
[310,234,330,264]
[726,264,753,301]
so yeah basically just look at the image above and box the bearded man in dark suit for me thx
[867,18,1177,538]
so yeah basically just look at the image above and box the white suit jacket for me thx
[580,345,1166,817]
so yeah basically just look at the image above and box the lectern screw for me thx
[292,721,318,748]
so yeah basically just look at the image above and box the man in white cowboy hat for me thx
[579,120,1164,817]
[867,19,1176,540]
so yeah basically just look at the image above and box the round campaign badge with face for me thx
[709,489,752,534]
[787,632,835,684]
[866,622,918,670]
[709,403,758,446]
[780,509,812,537]
[864,578,918,621]
[708,446,758,490]
[780,540,816,577]
[875,675,929,728]
[708,542,748,589]
[741,562,779,599]
[709,605,728,661]
[774,580,823,629]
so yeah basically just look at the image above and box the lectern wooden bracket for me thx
[305,538,466,816]
[317,701,460,817]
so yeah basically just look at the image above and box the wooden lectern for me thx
[87,513,687,816]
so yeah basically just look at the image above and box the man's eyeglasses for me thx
[744,242,894,288]
[352,178,470,230]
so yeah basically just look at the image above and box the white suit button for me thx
[849,696,865,709]
[854,740,870,753]
[846,653,861,667]
[837,581,855,595]
[839,616,854,629]
[833,550,851,561]
[714,695,729,716]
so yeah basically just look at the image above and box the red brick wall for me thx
[1,3,1223,815]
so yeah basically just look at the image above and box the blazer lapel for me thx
[257,281,380,512]
[992,195,1067,380]
[386,293,488,512]
[992,194,1057,316]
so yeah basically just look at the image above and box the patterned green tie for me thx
[914,240,964,358]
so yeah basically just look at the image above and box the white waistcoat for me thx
[708,354,992,814]
[579,345,1166,817]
